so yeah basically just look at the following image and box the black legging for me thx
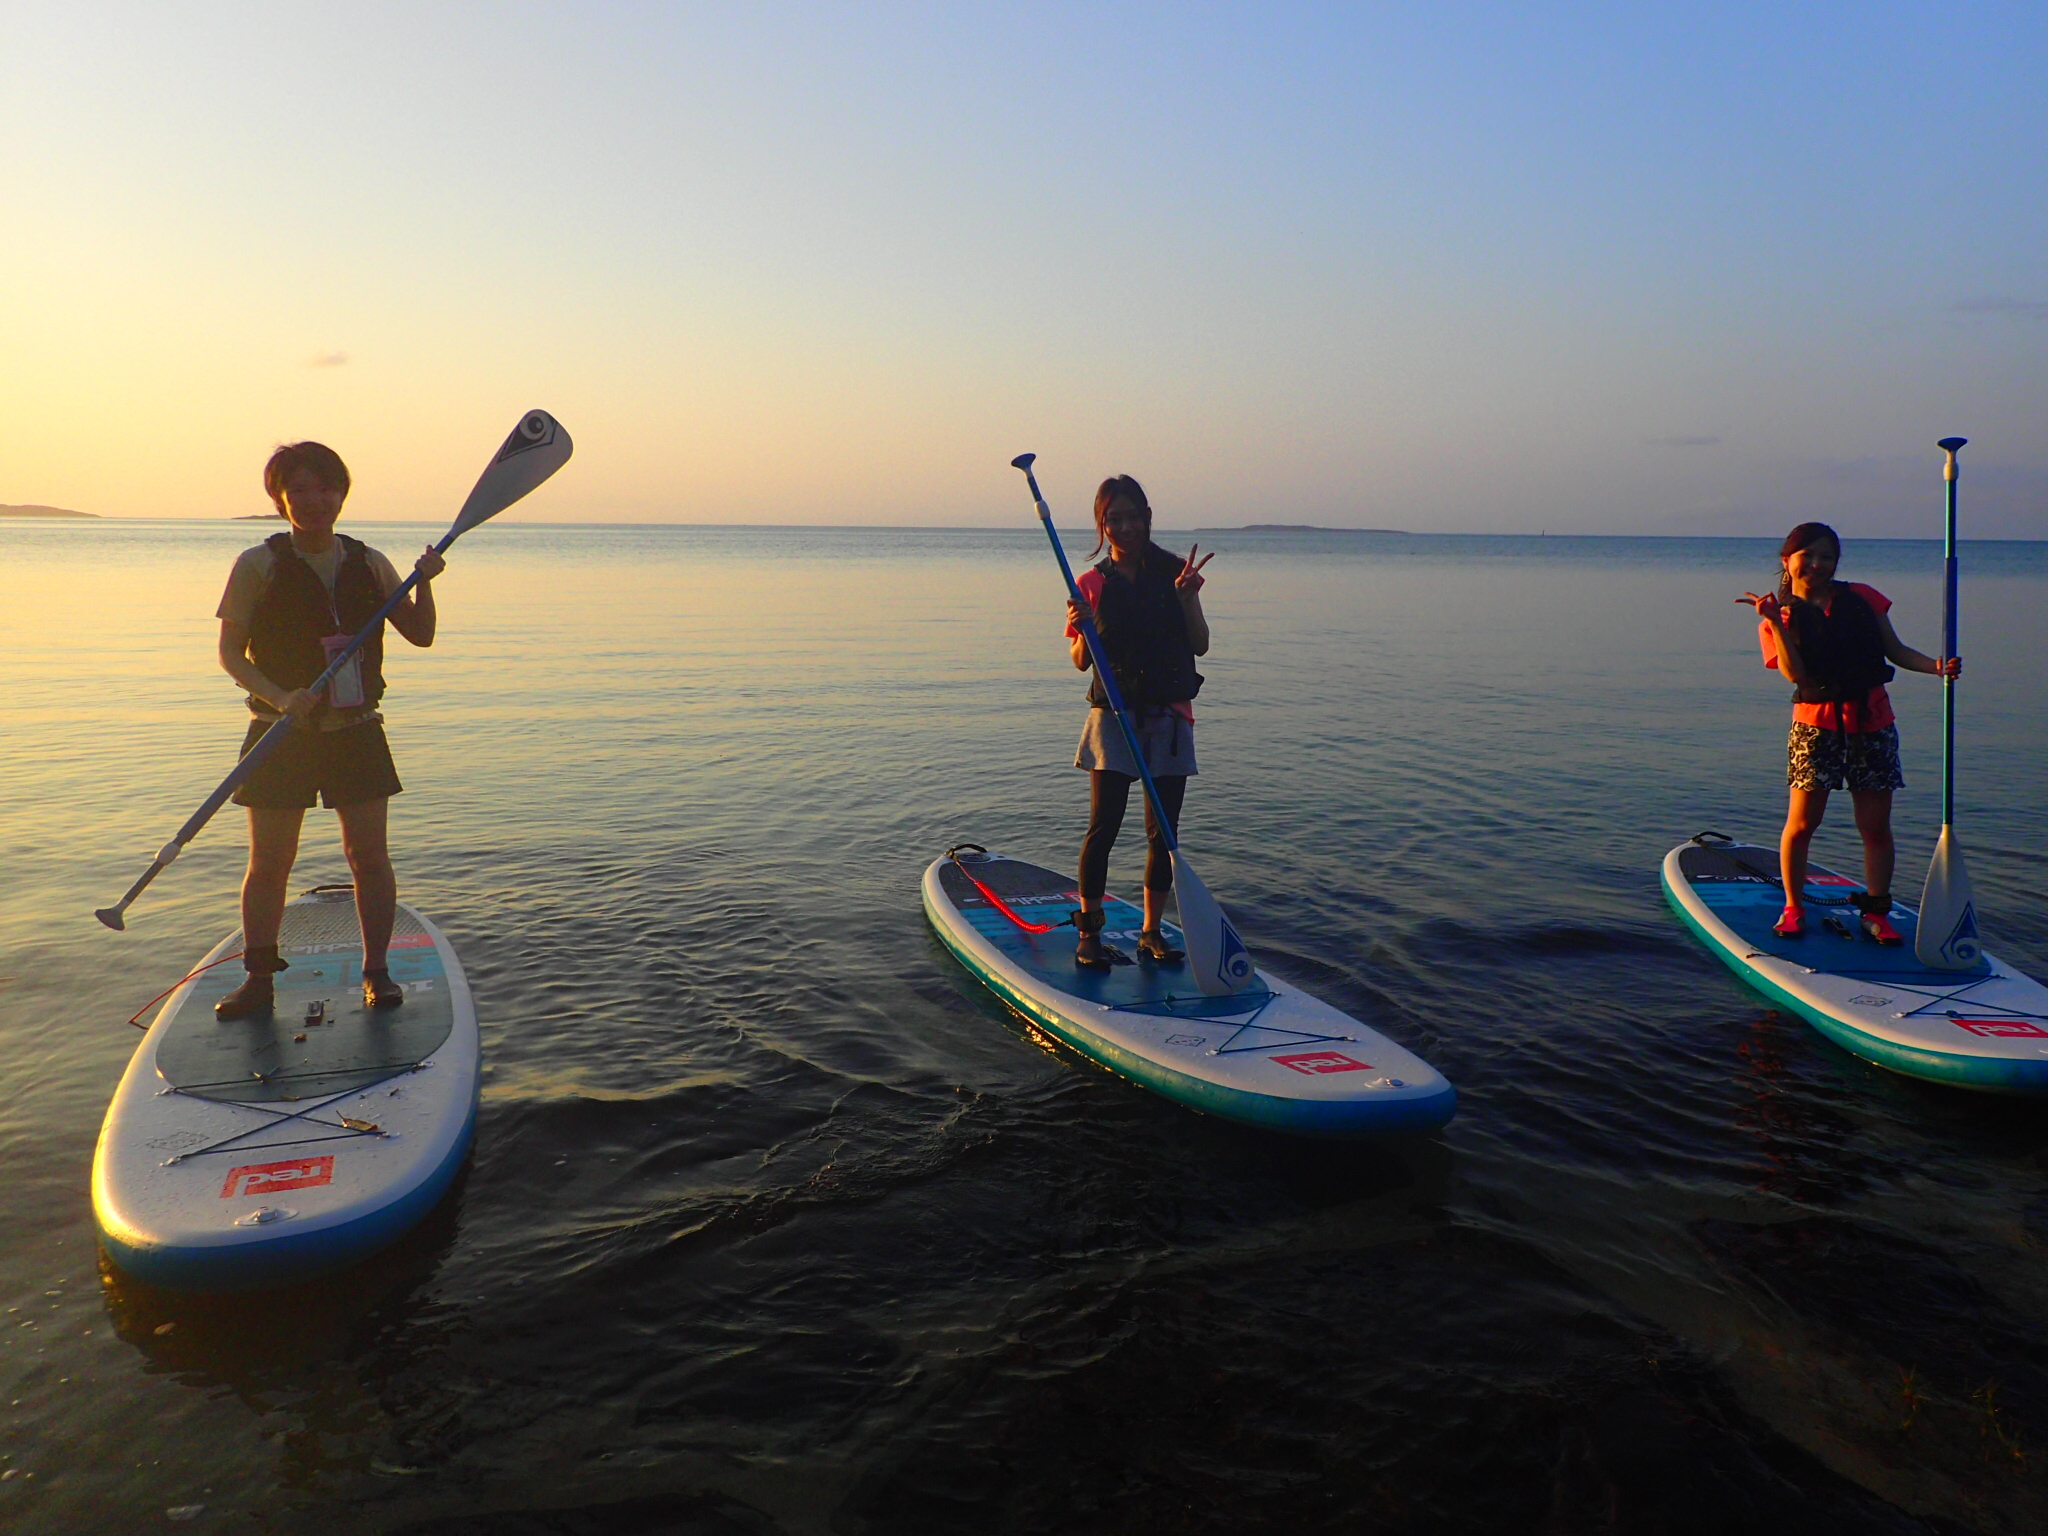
[1080,771,1187,900]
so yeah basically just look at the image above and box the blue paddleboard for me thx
[924,848,1455,1135]
[1663,833,2048,1094]
[93,886,480,1290]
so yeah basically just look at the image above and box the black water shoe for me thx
[363,969,404,1008]
[1135,929,1185,965]
[1073,910,1133,971]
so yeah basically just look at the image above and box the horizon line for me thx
[14,517,2045,542]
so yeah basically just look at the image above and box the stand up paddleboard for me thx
[925,848,1455,1135]
[1663,833,2048,1094]
[94,886,480,1290]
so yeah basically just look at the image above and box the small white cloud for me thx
[308,351,351,368]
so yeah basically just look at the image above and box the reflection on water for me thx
[3,522,2047,1532]
[98,1176,469,1487]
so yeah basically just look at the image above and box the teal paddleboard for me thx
[925,848,1455,1135]
[1663,833,2048,1094]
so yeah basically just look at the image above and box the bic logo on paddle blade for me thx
[1951,1019,2048,1039]
[1271,1051,1372,1075]
[220,1156,335,1199]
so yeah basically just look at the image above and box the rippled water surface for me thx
[4,520,2048,1533]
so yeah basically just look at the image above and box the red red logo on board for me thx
[1950,1018,2048,1039]
[1271,1051,1372,1075]
[219,1156,335,1199]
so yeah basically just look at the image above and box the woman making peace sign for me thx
[1063,474,1216,972]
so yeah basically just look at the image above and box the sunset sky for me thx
[5,3,2044,534]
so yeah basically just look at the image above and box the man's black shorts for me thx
[230,720,403,810]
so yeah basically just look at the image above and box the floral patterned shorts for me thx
[1787,722,1904,793]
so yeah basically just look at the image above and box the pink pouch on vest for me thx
[320,632,367,710]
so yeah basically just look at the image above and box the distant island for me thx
[0,504,96,519]
[235,513,287,520]
[1194,524,1411,534]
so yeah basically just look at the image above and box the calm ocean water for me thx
[4,519,2047,1533]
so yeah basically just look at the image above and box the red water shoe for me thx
[1773,907,1805,938]
[1860,910,1903,946]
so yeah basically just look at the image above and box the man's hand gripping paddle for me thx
[94,410,574,931]
[1010,453,1256,996]
[1915,435,1980,969]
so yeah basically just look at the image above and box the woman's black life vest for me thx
[246,531,386,717]
[1086,543,1203,711]
[1783,583,1893,706]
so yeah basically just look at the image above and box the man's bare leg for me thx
[338,797,396,980]
[217,807,305,1018]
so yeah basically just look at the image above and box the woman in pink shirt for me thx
[1740,522,1961,941]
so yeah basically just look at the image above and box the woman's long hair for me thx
[1090,475,1151,558]
[1776,521,1840,604]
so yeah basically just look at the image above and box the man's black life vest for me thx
[246,531,386,717]
[1784,583,1893,705]
[1086,543,1202,711]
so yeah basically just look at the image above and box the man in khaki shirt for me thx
[212,441,445,1019]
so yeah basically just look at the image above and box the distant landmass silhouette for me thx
[0,504,96,518]
[235,512,288,520]
[1195,524,1410,534]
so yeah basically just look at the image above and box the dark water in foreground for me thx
[4,522,2048,1533]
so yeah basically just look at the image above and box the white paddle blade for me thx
[1915,827,1981,969]
[452,410,573,535]
[1170,851,1257,996]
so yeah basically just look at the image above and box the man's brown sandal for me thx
[215,945,288,1020]
[363,968,404,1008]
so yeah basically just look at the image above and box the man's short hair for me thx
[263,441,352,505]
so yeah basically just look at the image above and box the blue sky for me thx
[3,3,2043,532]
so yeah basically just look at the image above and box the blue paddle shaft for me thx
[1018,465,1181,854]
[1940,441,1963,829]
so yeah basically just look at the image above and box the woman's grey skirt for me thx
[1074,707,1198,778]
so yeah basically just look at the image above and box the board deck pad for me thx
[1676,841,1989,982]
[155,890,454,1105]
[938,859,1273,1022]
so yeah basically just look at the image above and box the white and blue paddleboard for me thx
[93,886,480,1290]
[924,849,1455,1135]
[1663,833,2048,1094]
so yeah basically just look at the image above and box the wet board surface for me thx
[93,888,481,1290]
[925,849,1455,1136]
[1662,837,2048,1094]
